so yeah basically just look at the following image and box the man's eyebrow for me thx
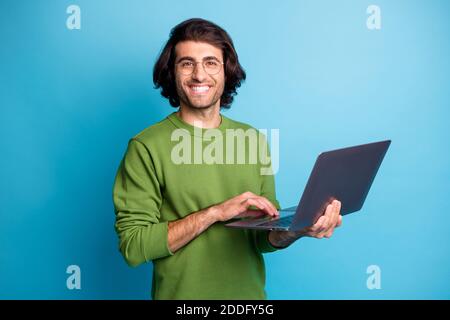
[202,56,221,62]
[176,56,195,63]
[176,56,221,63]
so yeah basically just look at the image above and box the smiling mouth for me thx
[188,85,211,95]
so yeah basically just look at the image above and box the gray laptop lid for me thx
[290,140,391,230]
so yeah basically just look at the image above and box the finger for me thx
[243,198,274,217]
[328,200,339,229]
[323,203,334,218]
[235,210,266,219]
[255,198,276,217]
[315,233,324,239]
[317,226,333,239]
[310,215,324,231]
[319,215,330,233]
[244,192,278,217]
[241,191,258,200]
[311,215,326,232]
[323,203,342,237]
[254,197,279,217]
[320,204,333,232]
[257,196,279,216]
[323,201,338,233]
[240,197,262,211]
[336,215,343,227]
[333,200,342,227]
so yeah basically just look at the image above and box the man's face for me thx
[174,41,225,110]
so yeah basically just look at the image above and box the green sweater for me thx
[113,112,281,299]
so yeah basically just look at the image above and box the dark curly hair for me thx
[153,18,246,109]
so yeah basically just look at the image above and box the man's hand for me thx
[269,200,342,248]
[298,199,342,239]
[168,192,278,253]
[211,191,279,222]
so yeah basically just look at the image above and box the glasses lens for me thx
[178,61,194,75]
[177,60,222,75]
[203,60,221,75]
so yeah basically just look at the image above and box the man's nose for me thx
[191,63,208,81]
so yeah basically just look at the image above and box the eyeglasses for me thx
[176,59,224,75]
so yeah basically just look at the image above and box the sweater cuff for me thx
[143,221,174,261]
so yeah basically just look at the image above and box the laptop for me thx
[225,140,391,231]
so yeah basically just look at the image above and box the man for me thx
[113,18,342,299]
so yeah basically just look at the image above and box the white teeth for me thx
[190,86,209,92]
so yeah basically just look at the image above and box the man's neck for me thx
[177,104,222,129]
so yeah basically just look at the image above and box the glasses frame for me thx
[175,59,224,76]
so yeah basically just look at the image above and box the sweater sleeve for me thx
[113,138,173,267]
[252,133,283,254]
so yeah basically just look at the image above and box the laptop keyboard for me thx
[256,215,294,228]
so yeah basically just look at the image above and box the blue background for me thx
[1,0,449,299]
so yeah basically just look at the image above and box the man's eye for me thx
[181,62,194,67]
[205,61,218,66]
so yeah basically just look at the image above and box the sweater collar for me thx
[167,111,230,137]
